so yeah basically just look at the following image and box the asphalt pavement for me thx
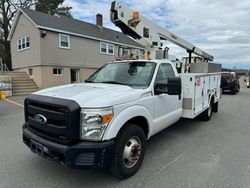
[0,89,250,188]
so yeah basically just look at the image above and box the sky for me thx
[63,0,250,69]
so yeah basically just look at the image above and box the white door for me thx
[152,63,181,133]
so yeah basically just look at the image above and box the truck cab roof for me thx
[114,59,173,64]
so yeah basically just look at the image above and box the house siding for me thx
[40,31,117,68]
[10,14,41,69]
[41,66,71,88]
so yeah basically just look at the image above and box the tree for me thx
[0,0,34,70]
[35,0,72,17]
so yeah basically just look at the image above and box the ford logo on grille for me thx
[33,114,47,125]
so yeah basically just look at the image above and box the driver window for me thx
[155,64,175,84]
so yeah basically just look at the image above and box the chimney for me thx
[96,13,103,27]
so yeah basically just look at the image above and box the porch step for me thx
[5,71,39,96]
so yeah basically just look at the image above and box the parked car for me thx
[221,72,240,94]
[247,81,250,88]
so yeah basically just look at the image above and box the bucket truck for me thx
[22,1,222,179]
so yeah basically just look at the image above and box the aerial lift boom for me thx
[110,1,213,62]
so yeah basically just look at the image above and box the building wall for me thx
[11,14,41,69]
[40,66,71,89]
[40,31,117,68]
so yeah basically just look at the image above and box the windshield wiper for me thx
[85,80,94,83]
[100,81,131,87]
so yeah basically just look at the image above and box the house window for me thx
[108,44,114,54]
[59,34,70,49]
[101,42,107,53]
[26,36,30,48]
[100,42,114,55]
[17,35,30,51]
[119,47,130,56]
[132,49,141,57]
[53,68,63,75]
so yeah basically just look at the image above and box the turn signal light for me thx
[102,113,113,124]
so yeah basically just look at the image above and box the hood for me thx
[34,83,145,107]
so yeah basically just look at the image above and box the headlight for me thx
[80,107,113,141]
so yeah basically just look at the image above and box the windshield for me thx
[86,61,156,88]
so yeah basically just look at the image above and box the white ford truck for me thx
[23,59,221,179]
[22,1,222,179]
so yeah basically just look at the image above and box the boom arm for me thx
[110,1,213,61]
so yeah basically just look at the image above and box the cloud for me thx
[63,0,250,69]
[63,0,118,30]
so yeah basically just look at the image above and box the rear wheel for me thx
[231,87,236,95]
[111,124,146,179]
[236,85,240,93]
[200,100,213,121]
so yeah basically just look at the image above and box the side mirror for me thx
[154,77,182,96]
[167,77,182,95]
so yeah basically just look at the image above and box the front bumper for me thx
[23,126,114,169]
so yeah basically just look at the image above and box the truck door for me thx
[152,63,182,133]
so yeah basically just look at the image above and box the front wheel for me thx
[111,124,146,179]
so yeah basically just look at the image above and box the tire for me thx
[237,86,240,93]
[111,124,146,179]
[200,100,213,121]
[231,87,236,95]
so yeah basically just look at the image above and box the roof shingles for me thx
[21,8,144,48]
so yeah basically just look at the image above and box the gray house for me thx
[8,8,144,89]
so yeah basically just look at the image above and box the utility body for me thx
[22,1,221,179]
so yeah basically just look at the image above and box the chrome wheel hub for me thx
[123,136,141,168]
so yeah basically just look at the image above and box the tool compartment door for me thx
[194,76,203,114]
[202,76,210,109]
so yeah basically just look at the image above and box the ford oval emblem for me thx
[33,114,47,125]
